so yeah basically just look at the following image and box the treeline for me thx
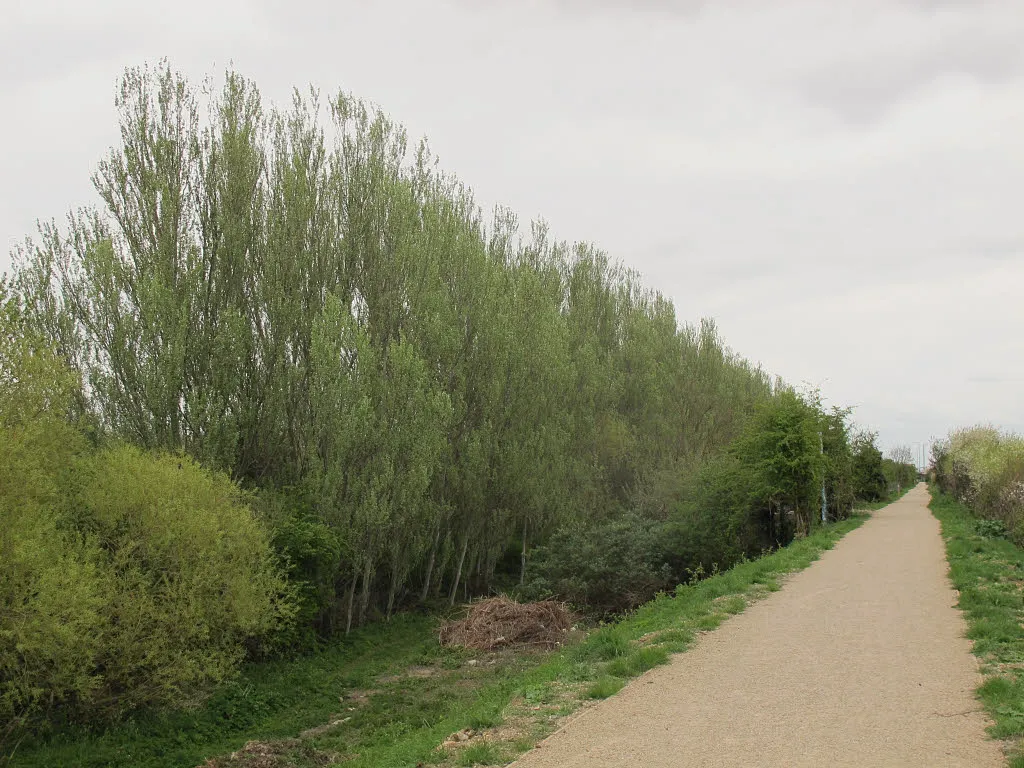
[932,426,1024,541]
[3,63,888,732]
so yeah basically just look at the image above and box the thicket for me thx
[932,426,1024,542]
[3,62,884,731]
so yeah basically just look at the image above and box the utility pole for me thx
[819,431,827,524]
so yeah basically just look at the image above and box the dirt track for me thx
[512,484,1003,767]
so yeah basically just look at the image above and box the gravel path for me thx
[512,484,1003,767]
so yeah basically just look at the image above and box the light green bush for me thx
[1,440,294,726]
[0,419,105,728]
[76,446,295,715]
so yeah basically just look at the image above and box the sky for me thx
[2,0,1023,463]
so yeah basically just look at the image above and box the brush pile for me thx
[439,596,574,651]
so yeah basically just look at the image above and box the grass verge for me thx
[929,487,1024,768]
[6,513,868,768]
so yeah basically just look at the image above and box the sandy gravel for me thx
[511,484,1003,767]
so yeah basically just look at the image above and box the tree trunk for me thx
[520,519,528,586]
[358,559,373,626]
[345,576,357,636]
[386,560,399,620]
[420,532,439,604]
[433,532,451,598]
[448,536,469,606]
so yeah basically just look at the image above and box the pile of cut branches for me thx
[439,596,574,651]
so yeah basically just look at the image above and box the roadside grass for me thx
[6,513,868,768]
[929,487,1024,767]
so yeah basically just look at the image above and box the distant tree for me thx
[851,431,887,501]
[886,444,917,493]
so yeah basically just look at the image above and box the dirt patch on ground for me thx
[299,716,352,739]
[340,688,377,705]
[377,665,438,684]
[439,596,575,651]
[198,739,337,768]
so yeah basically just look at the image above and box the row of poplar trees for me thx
[15,64,779,638]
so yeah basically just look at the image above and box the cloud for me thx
[543,0,712,16]
[798,7,1024,124]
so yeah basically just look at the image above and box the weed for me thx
[694,613,726,631]
[977,519,1010,540]
[719,596,746,615]
[586,677,625,699]
[456,741,503,766]
[467,705,504,731]
[578,626,630,661]
[605,647,670,678]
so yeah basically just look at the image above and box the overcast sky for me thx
[3,0,1023,462]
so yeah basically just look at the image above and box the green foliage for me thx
[661,387,860,568]
[523,515,673,615]
[735,389,825,537]
[664,451,760,576]
[522,387,864,617]
[976,518,1009,540]
[933,426,1024,542]
[457,741,504,766]
[0,287,102,729]
[882,453,918,496]
[851,431,887,501]
[256,489,342,647]
[75,446,293,714]
[820,406,856,517]
[0,444,291,730]
[12,62,783,639]
[576,626,632,661]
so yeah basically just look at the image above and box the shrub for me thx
[523,514,673,615]
[976,518,1009,540]
[851,432,887,502]
[256,488,342,647]
[662,451,761,577]
[0,436,293,729]
[74,446,294,715]
[0,419,104,731]
[935,426,1024,542]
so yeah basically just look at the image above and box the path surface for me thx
[512,484,1002,767]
